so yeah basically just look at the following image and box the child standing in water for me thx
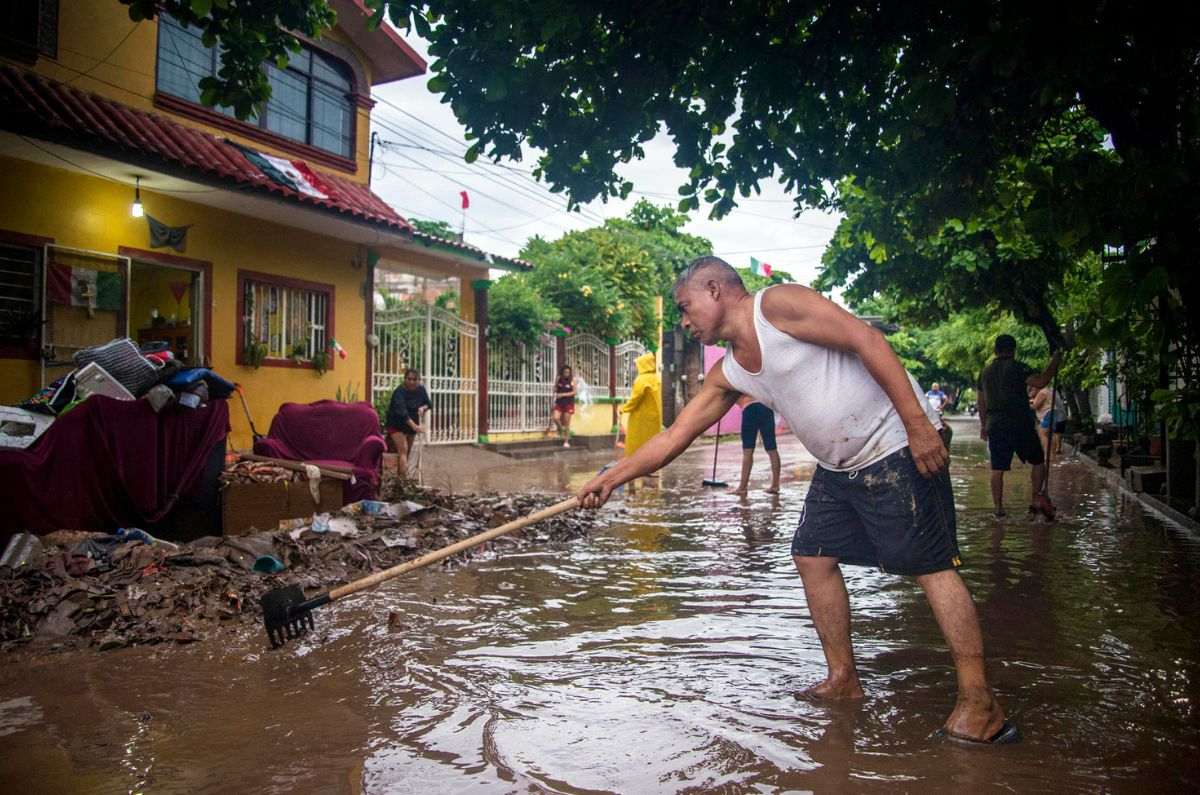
[551,365,578,447]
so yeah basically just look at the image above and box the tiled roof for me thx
[409,229,532,270]
[0,64,533,271]
[0,63,409,230]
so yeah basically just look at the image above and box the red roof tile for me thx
[0,63,411,233]
[0,64,532,271]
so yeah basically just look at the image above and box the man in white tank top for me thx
[579,257,1016,745]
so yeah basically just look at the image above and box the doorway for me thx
[129,259,203,366]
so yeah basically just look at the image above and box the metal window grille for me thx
[0,243,39,345]
[243,280,328,361]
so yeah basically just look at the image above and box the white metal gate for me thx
[565,333,609,398]
[614,340,647,400]
[488,333,556,433]
[373,304,478,444]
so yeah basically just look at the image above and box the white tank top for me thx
[721,288,940,472]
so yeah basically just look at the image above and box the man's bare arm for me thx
[761,284,947,476]
[1027,350,1062,390]
[578,363,740,507]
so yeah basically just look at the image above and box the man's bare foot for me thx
[729,485,748,495]
[765,485,780,494]
[794,675,865,701]
[940,688,1007,742]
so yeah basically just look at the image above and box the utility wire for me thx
[371,115,608,225]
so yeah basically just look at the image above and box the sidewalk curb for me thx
[1064,442,1200,536]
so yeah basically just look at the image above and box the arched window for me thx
[157,15,354,159]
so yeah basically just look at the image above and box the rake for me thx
[260,496,580,648]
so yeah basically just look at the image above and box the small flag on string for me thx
[750,256,773,277]
[330,338,347,360]
[460,190,470,209]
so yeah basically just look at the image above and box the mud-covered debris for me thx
[0,488,597,654]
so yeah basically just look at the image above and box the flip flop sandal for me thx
[934,720,1022,746]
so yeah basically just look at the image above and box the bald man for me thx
[578,256,1017,745]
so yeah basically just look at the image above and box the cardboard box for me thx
[222,479,344,536]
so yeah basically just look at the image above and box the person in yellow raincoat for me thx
[619,352,662,459]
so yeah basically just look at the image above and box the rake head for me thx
[261,584,321,648]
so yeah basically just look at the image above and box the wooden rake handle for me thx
[328,496,580,602]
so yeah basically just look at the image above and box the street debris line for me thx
[0,492,599,653]
[261,497,578,648]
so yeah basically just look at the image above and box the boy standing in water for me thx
[579,257,1017,745]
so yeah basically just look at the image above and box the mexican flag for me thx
[233,142,332,199]
[749,256,773,277]
[46,264,123,311]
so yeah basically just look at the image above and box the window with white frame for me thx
[241,275,331,364]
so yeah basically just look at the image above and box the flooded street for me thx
[2,418,1199,793]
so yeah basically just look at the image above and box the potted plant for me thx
[312,349,329,375]
[243,333,267,369]
[289,342,308,365]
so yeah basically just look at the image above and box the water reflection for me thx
[1,428,1199,793]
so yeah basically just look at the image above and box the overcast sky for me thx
[369,34,842,288]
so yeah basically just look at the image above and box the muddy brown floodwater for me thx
[2,418,1199,793]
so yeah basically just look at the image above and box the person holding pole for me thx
[578,256,1016,745]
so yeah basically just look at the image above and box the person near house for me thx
[578,256,1017,745]
[1031,384,1067,456]
[731,393,782,495]
[977,335,1061,519]
[385,368,431,478]
[551,365,579,447]
[925,382,955,449]
[925,382,948,415]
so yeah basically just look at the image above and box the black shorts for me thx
[741,402,777,452]
[791,447,961,576]
[988,418,1044,471]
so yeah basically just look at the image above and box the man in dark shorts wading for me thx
[977,335,1061,519]
[578,257,1017,744]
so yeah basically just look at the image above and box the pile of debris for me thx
[0,489,599,653]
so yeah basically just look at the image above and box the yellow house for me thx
[0,0,525,450]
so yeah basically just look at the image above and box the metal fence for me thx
[614,340,647,400]
[372,304,478,444]
[565,333,610,400]
[487,333,557,433]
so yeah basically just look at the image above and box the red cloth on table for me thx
[0,396,229,532]
[253,400,384,502]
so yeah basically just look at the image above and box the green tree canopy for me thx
[486,273,559,346]
[816,110,1118,347]
[519,199,711,344]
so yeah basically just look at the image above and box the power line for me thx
[63,23,143,86]
[369,98,612,224]
[372,159,525,247]
[712,243,829,256]
[371,115,608,225]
